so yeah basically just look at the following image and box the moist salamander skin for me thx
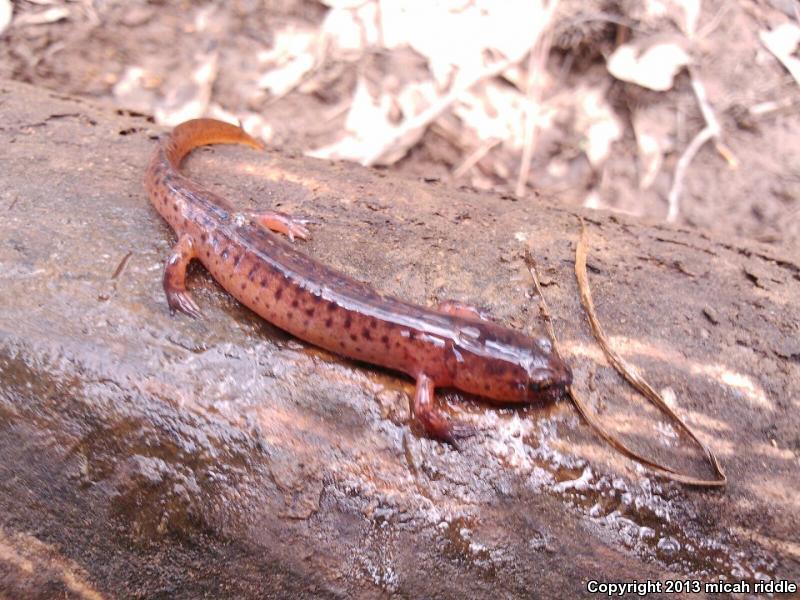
[145,118,573,444]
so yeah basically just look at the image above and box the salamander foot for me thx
[253,211,310,242]
[163,234,203,319]
[413,373,476,448]
[436,299,492,321]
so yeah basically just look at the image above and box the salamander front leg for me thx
[436,299,491,321]
[252,210,310,242]
[413,373,475,447]
[163,234,202,319]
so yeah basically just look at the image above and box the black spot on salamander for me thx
[232,253,242,267]
[350,334,357,342]
[305,307,314,317]
[275,287,283,300]
[248,266,257,281]
[287,312,293,321]
[344,316,352,329]
[325,318,333,328]
[381,335,389,345]
[240,282,246,290]
[362,328,372,340]
[221,248,230,261]
[200,233,207,242]
[260,277,268,287]
[327,303,337,312]
[484,361,507,377]
[370,318,377,329]
[291,299,299,308]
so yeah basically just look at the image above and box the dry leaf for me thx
[760,23,800,86]
[155,52,218,126]
[643,0,700,37]
[607,41,691,91]
[208,104,274,142]
[206,103,240,126]
[13,6,69,26]
[0,0,12,35]
[319,0,366,8]
[322,3,380,56]
[635,129,662,190]
[321,8,364,55]
[112,67,160,113]
[308,77,439,165]
[310,0,556,169]
[575,86,622,167]
[257,25,318,97]
[583,190,603,209]
[632,105,675,189]
[258,54,316,97]
[355,2,381,48]
[379,0,548,88]
[455,83,530,151]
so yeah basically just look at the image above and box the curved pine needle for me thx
[524,224,726,488]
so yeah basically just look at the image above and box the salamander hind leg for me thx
[436,299,492,321]
[413,374,476,448]
[163,234,203,319]
[252,210,310,242]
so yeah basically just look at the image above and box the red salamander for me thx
[145,119,572,444]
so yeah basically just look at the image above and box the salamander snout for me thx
[528,360,572,391]
[526,345,572,398]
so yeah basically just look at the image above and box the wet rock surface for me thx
[0,80,798,598]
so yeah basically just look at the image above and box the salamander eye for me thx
[528,380,544,392]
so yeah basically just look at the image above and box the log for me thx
[0,79,798,599]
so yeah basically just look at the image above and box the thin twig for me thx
[111,251,133,280]
[697,2,733,39]
[666,125,714,222]
[667,70,737,223]
[515,0,559,197]
[523,224,726,486]
[571,220,726,486]
[452,138,501,179]
[523,249,559,344]
[749,96,799,116]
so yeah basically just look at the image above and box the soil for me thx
[1,0,799,252]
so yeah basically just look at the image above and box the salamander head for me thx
[446,322,572,403]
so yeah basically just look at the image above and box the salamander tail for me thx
[164,118,264,168]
